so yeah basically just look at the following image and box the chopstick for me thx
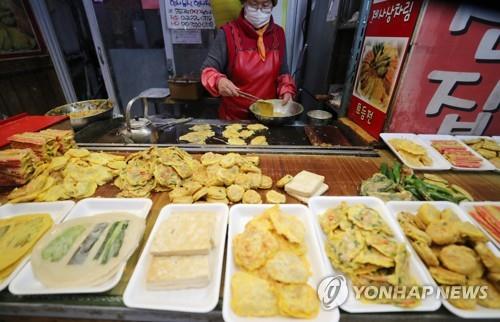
[237,90,262,102]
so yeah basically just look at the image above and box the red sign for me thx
[348,0,422,138]
[388,1,500,135]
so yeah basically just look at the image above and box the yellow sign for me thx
[211,0,242,27]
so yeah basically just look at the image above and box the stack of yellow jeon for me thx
[0,214,53,282]
[114,147,281,204]
[231,205,320,319]
[6,148,123,203]
[388,138,433,167]
[463,138,500,168]
[320,202,421,307]
[397,204,500,310]
[146,213,216,290]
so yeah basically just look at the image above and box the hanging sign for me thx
[347,0,422,138]
[165,0,215,30]
[387,2,500,135]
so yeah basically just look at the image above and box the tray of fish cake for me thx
[223,204,339,322]
[309,196,441,312]
[380,133,451,170]
[9,198,151,295]
[123,203,228,313]
[456,136,500,171]
[419,134,495,171]
[386,201,500,318]
[0,201,75,291]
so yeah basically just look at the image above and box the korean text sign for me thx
[166,0,215,29]
[347,0,422,138]
[388,2,500,135]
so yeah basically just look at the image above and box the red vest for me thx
[219,15,285,120]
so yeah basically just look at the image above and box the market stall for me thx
[0,118,499,322]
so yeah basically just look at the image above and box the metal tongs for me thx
[148,116,193,131]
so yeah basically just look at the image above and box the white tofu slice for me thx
[146,254,210,290]
[284,170,325,197]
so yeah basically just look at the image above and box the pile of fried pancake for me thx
[231,205,320,318]
[6,148,123,203]
[114,147,283,203]
[320,202,420,307]
[398,204,500,309]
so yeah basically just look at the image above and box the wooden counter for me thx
[0,147,499,322]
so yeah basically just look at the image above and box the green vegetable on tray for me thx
[361,163,474,203]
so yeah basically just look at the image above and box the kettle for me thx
[119,88,169,143]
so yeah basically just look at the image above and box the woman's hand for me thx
[281,93,293,105]
[218,78,240,97]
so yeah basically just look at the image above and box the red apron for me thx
[219,21,281,120]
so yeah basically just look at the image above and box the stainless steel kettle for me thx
[119,88,169,143]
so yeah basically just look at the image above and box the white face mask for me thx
[244,3,272,29]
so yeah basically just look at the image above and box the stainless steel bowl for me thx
[307,109,333,126]
[249,99,304,125]
[45,99,113,130]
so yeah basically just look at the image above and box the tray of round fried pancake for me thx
[223,204,339,322]
[9,198,151,295]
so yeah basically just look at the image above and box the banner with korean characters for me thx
[347,0,423,138]
[387,1,500,135]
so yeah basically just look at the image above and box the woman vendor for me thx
[201,0,296,120]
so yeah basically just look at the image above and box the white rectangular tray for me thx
[459,201,500,250]
[380,133,451,170]
[0,201,75,291]
[223,204,339,322]
[123,203,229,313]
[9,198,152,295]
[455,136,500,172]
[419,134,495,171]
[386,201,500,319]
[309,196,441,313]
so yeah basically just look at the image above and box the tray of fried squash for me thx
[387,201,500,319]
[223,204,339,322]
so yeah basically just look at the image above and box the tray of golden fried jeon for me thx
[0,201,74,291]
[380,133,451,171]
[386,201,500,318]
[223,204,339,322]
[9,198,150,295]
[309,196,440,313]
[124,203,228,312]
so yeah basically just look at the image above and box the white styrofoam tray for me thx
[0,201,75,291]
[123,203,229,313]
[309,196,441,313]
[386,201,500,319]
[9,198,152,295]
[380,133,451,170]
[459,201,500,250]
[419,134,495,171]
[223,204,339,322]
[455,136,499,172]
